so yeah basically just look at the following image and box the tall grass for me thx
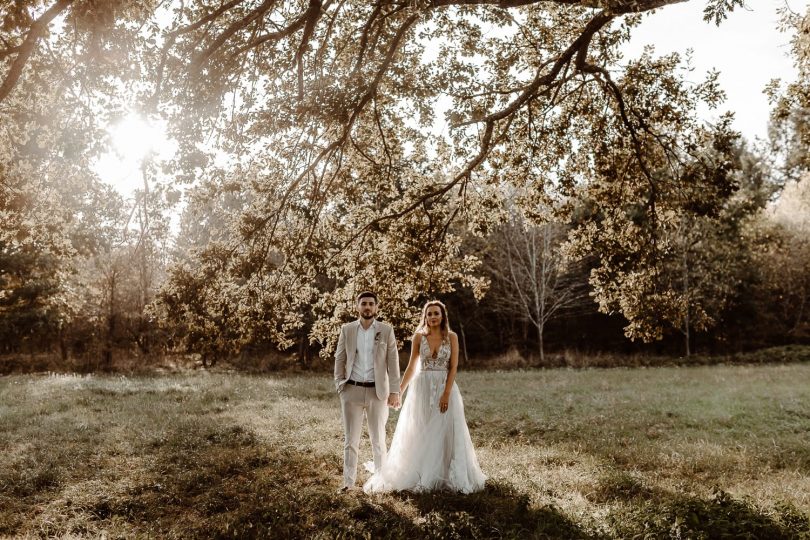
[1,364,808,538]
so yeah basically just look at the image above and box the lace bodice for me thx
[419,334,450,371]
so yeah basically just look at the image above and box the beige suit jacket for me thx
[334,319,400,401]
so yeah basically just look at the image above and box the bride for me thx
[364,300,486,494]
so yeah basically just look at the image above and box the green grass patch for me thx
[1,364,809,538]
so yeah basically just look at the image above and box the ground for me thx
[1,364,809,538]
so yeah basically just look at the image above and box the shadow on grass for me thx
[4,412,808,539]
[398,480,604,539]
[71,420,423,538]
[593,471,810,539]
[97,420,599,538]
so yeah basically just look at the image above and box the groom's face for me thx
[357,297,378,320]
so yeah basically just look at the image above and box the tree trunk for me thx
[458,320,468,366]
[683,245,691,358]
[685,310,691,358]
[298,335,311,369]
[537,322,545,364]
[104,274,116,370]
[59,328,68,363]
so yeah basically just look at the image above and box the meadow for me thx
[1,364,809,538]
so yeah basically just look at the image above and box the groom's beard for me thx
[361,313,375,320]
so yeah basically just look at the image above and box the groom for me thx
[334,291,401,491]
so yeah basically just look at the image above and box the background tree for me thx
[650,143,775,356]
[485,214,591,362]
[0,178,74,355]
[768,6,810,184]
[748,175,810,343]
[746,7,810,346]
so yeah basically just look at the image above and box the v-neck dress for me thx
[364,335,486,493]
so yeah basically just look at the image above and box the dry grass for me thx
[468,344,810,370]
[1,363,809,538]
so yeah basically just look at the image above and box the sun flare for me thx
[96,113,173,196]
[109,113,165,164]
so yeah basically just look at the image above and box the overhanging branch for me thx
[0,0,74,103]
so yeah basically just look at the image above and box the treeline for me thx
[1,151,808,370]
[1,1,810,371]
[450,181,810,359]
[0,174,176,370]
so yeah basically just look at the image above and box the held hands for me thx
[439,393,449,414]
[387,393,401,409]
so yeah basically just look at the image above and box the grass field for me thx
[1,364,809,538]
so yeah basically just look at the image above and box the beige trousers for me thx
[340,384,389,488]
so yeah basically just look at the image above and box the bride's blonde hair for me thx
[415,300,451,340]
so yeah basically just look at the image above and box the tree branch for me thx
[430,0,687,11]
[191,0,279,73]
[151,0,249,101]
[0,0,74,103]
[452,9,614,128]
[578,60,657,194]
[333,9,618,256]
[295,0,325,100]
[235,10,422,256]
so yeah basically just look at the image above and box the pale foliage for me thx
[1,0,769,357]
[770,174,810,232]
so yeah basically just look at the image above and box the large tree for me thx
[146,0,747,354]
[2,0,755,357]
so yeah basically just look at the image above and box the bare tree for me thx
[486,217,591,361]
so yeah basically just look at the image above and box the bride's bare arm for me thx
[439,333,459,413]
[399,333,421,394]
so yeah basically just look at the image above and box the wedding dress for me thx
[363,335,486,493]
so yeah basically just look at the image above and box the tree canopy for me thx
[1,0,798,360]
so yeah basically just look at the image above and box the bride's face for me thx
[426,306,443,328]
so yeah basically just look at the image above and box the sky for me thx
[96,1,806,197]
[623,0,806,144]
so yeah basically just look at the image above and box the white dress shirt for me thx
[350,319,377,383]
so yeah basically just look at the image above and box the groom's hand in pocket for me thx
[387,393,401,409]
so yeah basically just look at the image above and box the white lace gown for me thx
[363,336,486,494]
